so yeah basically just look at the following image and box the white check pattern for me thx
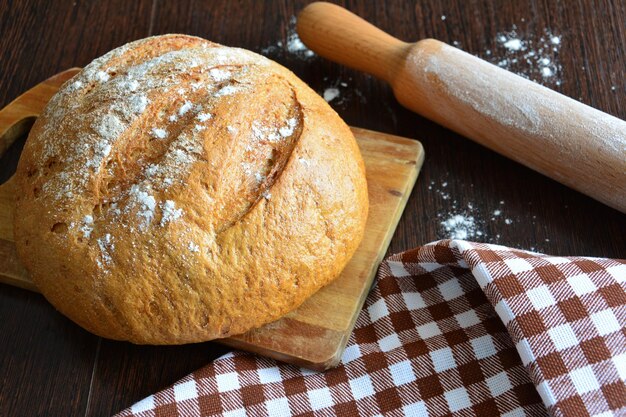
[116,240,625,417]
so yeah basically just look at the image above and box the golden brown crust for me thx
[13,34,368,344]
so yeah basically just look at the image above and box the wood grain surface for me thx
[0,1,624,416]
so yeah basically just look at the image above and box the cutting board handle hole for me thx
[0,127,30,186]
[0,114,36,185]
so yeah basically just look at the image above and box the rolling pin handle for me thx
[297,1,411,83]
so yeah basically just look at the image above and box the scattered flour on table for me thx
[259,17,372,106]
[431,180,486,240]
[260,16,315,60]
[483,27,563,87]
[441,214,481,240]
[286,32,314,58]
[319,77,367,107]
[323,88,340,102]
[430,180,525,243]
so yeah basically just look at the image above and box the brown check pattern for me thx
[456,242,626,416]
[115,240,625,417]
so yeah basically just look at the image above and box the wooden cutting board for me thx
[0,69,424,370]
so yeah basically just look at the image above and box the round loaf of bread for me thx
[14,34,368,344]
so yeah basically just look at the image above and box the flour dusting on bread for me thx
[13,34,368,344]
[161,200,183,226]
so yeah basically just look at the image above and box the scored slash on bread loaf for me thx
[13,35,369,344]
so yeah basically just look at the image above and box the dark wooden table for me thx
[0,1,624,415]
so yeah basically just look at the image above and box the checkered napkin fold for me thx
[116,240,626,417]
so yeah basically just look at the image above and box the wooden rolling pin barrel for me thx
[297,2,626,213]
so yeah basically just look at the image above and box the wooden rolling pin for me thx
[297,2,626,213]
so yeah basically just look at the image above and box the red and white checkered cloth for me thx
[115,240,626,417]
